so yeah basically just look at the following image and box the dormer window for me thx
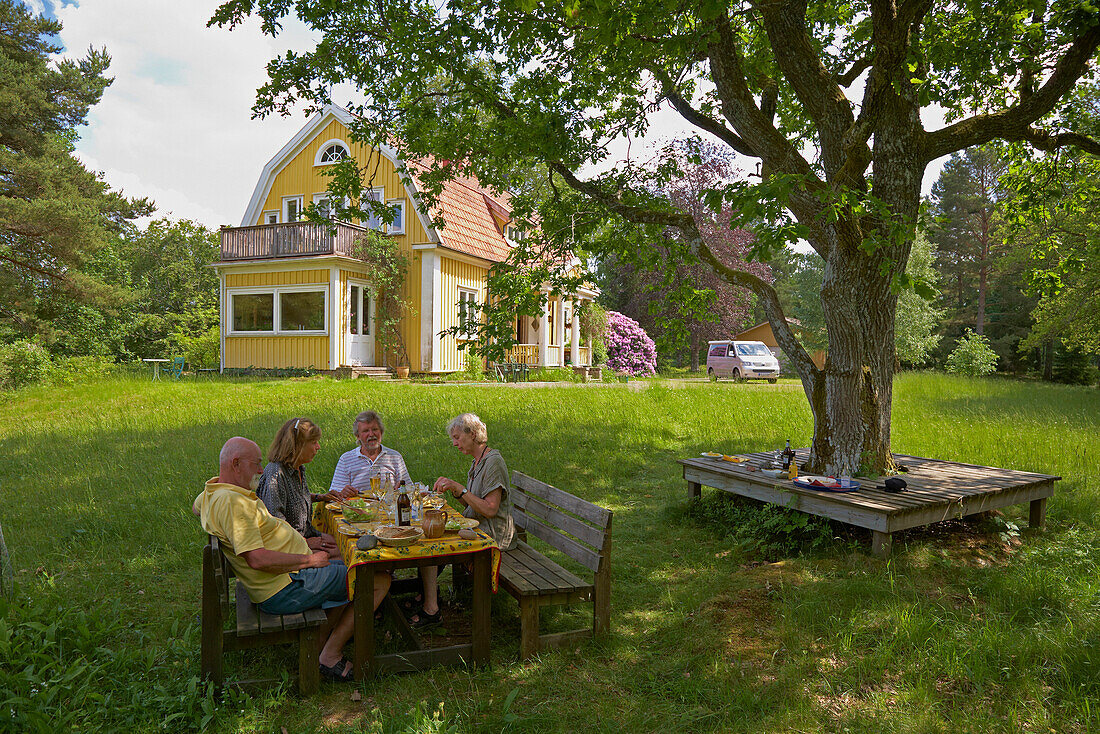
[314,139,350,166]
[505,224,526,243]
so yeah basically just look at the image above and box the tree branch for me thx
[650,67,758,157]
[922,23,1100,162]
[836,57,871,87]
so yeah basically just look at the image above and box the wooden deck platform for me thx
[679,450,1061,556]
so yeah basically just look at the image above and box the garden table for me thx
[141,358,169,381]
[680,449,1060,557]
[314,504,500,679]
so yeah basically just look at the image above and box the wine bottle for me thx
[396,484,412,526]
[781,439,795,471]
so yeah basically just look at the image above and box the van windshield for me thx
[736,344,772,357]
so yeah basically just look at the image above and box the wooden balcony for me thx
[219,221,374,261]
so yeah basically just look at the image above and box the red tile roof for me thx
[405,163,513,263]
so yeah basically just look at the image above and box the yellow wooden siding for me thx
[258,119,429,245]
[252,118,429,370]
[226,269,328,288]
[437,257,488,372]
[224,336,329,369]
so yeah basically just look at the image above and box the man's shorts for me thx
[259,560,349,614]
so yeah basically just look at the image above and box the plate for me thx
[374,526,424,547]
[721,455,747,463]
[792,476,860,492]
[337,524,362,537]
[326,502,344,512]
[701,452,723,458]
[444,516,481,531]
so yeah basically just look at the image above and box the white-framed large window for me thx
[228,286,328,336]
[457,288,478,340]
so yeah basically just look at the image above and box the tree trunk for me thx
[689,333,700,371]
[802,248,899,476]
[1043,339,1054,381]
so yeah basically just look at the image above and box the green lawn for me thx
[2,372,1099,733]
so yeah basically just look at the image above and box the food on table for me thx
[341,498,384,523]
[457,529,478,540]
[356,534,378,550]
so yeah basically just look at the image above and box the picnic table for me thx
[680,449,1060,556]
[314,503,500,679]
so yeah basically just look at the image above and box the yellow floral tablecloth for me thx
[314,504,501,598]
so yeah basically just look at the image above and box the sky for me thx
[28,0,948,231]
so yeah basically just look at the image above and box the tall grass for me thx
[0,372,1097,732]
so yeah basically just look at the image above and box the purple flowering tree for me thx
[605,311,657,376]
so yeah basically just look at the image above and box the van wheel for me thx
[732,368,743,383]
[708,368,717,382]
[768,378,777,384]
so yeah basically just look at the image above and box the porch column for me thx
[538,291,550,368]
[571,298,581,365]
[555,297,566,366]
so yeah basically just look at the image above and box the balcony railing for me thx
[219,221,373,261]
[501,344,539,366]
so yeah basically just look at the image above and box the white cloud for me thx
[53,1,318,227]
[50,0,950,233]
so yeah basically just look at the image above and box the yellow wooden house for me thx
[214,105,598,374]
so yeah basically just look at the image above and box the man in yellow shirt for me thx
[194,437,390,682]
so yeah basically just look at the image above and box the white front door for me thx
[346,281,375,366]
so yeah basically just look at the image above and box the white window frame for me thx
[262,210,279,224]
[282,195,304,223]
[386,198,406,234]
[312,193,350,220]
[363,187,386,230]
[313,138,350,166]
[457,287,478,340]
[227,285,329,337]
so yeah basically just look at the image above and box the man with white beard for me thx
[193,436,390,682]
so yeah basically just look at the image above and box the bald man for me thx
[194,437,390,682]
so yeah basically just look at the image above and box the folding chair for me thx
[169,356,186,379]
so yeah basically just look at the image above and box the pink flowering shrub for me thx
[605,311,657,376]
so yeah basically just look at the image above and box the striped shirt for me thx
[328,445,412,494]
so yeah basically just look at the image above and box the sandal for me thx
[319,656,353,682]
[406,605,442,629]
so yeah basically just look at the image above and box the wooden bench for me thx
[201,536,328,695]
[501,471,612,659]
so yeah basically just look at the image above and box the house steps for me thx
[350,366,399,381]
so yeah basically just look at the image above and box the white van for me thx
[706,340,780,383]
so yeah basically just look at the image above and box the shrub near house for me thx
[605,311,656,376]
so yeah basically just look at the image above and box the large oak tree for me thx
[213,0,1100,474]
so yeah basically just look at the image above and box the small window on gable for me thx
[263,211,278,224]
[387,199,405,234]
[318,142,349,164]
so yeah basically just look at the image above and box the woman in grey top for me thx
[407,413,515,627]
[257,417,342,559]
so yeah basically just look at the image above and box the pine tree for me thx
[0,0,152,341]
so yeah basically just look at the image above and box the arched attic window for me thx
[314,139,350,165]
